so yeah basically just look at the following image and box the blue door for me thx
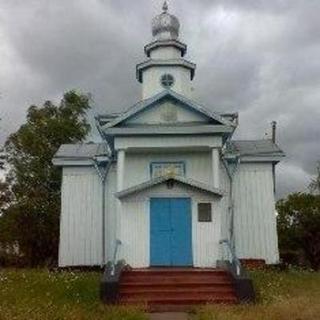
[150,198,192,266]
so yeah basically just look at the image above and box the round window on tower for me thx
[160,74,175,89]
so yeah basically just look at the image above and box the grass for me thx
[195,268,320,320]
[0,269,146,320]
[0,268,319,320]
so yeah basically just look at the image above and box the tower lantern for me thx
[136,2,196,99]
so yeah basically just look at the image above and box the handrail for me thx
[219,239,241,277]
[110,239,122,276]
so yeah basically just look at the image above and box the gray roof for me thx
[115,175,225,199]
[54,143,110,159]
[230,140,284,157]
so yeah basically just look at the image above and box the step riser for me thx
[120,293,236,300]
[118,269,238,307]
[121,276,231,283]
[121,286,234,292]
[120,298,237,305]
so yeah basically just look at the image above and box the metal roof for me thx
[229,140,284,157]
[115,175,225,199]
[54,143,110,159]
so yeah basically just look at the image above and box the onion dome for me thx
[152,1,180,40]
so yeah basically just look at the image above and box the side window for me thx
[198,203,212,222]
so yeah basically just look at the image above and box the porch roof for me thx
[115,175,225,199]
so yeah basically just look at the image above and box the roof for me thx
[115,175,225,199]
[101,90,236,130]
[230,140,284,156]
[52,143,110,166]
[225,139,285,162]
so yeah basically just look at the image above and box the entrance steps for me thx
[118,268,238,311]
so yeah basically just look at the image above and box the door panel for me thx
[150,198,171,266]
[171,198,193,266]
[150,198,192,266]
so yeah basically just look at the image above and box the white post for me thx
[116,149,125,262]
[212,148,220,189]
[117,149,125,191]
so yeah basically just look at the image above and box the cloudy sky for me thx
[0,0,319,198]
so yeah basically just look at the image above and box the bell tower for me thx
[136,2,196,99]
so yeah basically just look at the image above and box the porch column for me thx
[117,149,125,191]
[211,148,220,189]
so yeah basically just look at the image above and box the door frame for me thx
[149,196,193,267]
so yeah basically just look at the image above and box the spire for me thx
[162,1,168,13]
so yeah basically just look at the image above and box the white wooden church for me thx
[53,2,284,273]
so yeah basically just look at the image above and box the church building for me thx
[53,2,284,282]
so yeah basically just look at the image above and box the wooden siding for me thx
[123,151,213,189]
[59,165,117,267]
[58,162,279,267]
[233,163,279,264]
[118,183,221,268]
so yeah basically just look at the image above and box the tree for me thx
[277,192,320,270]
[0,91,90,266]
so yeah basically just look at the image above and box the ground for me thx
[0,268,319,320]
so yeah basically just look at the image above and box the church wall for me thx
[118,183,222,268]
[142,66,192,99]
[233,162,279,264]
[123,151,213,189]
[58,165,117,267]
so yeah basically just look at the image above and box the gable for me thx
[122,99,212,126]
[102,90,233,129]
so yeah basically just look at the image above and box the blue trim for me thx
[150,161,186,178]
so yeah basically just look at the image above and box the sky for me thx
[0,0,319,198]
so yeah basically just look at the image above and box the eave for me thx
[102,124,234,136]
[144,39,187,57]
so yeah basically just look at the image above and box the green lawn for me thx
[0,268,319,320]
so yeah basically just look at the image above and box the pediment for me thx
[103,90,232,129]
[123,99,211,126]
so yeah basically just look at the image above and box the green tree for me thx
[0,91,90,266]
[277,192,320,270]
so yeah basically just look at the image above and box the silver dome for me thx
[152,1,180,40]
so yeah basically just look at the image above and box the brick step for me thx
[123,268,227,274]
[121,271,231,278]
[121,275,231,284]
[120,286,234,295]
[120,290,236,300]
[120,282,233,291]
[120,296,237,306]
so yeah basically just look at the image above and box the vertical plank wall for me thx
[59,166,117,267]
[233,163,279,264]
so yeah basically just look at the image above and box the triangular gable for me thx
[115,175,225,200]
[103,90,234,129]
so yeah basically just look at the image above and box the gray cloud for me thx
[0,0,319,198]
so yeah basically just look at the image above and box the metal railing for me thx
[110,239,122,276]
[219,239,242,277]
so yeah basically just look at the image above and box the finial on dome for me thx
[162,1,168,13]
[152,1,180,40]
